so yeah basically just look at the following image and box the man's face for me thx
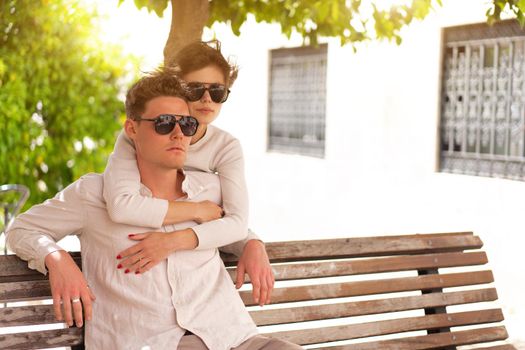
[125,96,192,171]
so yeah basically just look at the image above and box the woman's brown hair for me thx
[169,40,238,88]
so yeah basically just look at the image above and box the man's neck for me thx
[137,162,185,201]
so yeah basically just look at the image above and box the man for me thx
[6,71,302,349]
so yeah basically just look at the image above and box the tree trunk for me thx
[163,0,209,66]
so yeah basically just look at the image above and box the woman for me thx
[103,40,274,306]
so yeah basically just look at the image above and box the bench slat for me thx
[0,280,51,303]
[1,250,489,285]
[250,288,498,326]
[265,309,504,345]
[0,304,56,327]
[1,234,481,279]
[223,234,483,264]
[0,253,81,282]
[308,326,510,350]
[240,270,494,306]
[230,251,489,283]
[0,288,497,328]
[467,345,518,350]
[0,328,83,350]
[0,288,497,327]
[4,270,493,304]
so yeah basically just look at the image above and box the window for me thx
[439,20,525,180]
[268,45,327,158]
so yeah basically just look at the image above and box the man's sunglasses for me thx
[186,82,230,103]
[135,114,199,136]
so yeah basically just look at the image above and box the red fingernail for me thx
[117,264,122,269]
[124,269,130,274]
[116,255,122,259]
[128,234,135,237]
[135,270,140,274]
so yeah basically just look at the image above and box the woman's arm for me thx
[190,136,249,249]
[103,131,222,227]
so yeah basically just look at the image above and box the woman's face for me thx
[183,65,227,128]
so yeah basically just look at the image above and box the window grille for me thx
[439,20,525,180]
[268,45,327,158]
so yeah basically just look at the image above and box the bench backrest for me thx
[0,232,516,349]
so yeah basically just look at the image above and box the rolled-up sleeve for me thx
[6,179,86,274]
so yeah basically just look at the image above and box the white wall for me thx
[210,0,525,342]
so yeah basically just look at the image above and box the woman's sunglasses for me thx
[186,82,230,103]
[135,114,199,136]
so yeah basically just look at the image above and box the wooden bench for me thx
[0,231,517,349]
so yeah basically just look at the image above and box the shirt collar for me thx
[138,169,198,200]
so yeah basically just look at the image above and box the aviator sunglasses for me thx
[135,114,199,136]
[186,82,230,103]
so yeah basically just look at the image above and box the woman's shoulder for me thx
[187,125,243,171]
[206,125,239,144]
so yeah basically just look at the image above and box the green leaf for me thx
[0,0,137,209]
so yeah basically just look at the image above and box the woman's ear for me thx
[124,119,138,141]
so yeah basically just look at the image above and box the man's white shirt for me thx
[6,171,258,350]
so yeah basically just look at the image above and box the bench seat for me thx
[0,232,517,349]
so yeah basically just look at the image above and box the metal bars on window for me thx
[268,45,327,158]
[440,21,525,180]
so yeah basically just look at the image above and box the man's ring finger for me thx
[71,298,81,303]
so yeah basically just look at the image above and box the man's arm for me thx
[6,178,93,327]
[45,250,95,327]
[220,229,274,306]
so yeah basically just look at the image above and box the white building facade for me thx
[210,0,525,343]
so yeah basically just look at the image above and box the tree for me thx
[0,0,136,209]
[125,0,525,65]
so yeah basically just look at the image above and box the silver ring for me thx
[71,298,81,303]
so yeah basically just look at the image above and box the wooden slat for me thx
[265,309,504,345]
[240,270,494,306]
[250,288,498,326]
[0,253,81,282]
[229,251,488,282]
[3,270,494,305]
[0,304,57,327]
[0,327,83,350]
[1,233,477,278]
[308,326,510,350]
[222,233,483,264]
[0,280,51,302]
[467,345,518,350]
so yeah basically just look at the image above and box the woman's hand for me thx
[116,229,198,274]
[195,200,224,224]
[235,240,274,306]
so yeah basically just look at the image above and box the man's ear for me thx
[124,119,138,140]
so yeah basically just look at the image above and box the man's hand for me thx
[117,229,198,274]
[235,240,274,306]
[45,250,95,328]
[195,200,224,224]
